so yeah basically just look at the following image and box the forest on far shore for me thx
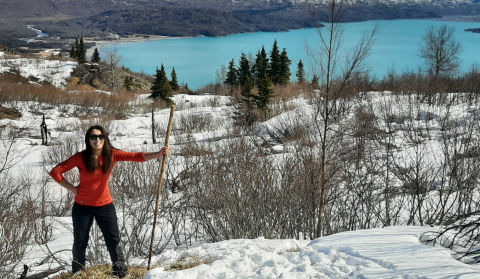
[2,0,475,50]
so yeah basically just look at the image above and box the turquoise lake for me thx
[107,19,480,90]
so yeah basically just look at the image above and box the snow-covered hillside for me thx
[4,92,480,278]
[3,56,480,279]
[0,54,77,88]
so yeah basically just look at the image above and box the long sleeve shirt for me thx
[50,149,145,206]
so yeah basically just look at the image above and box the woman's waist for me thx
[74,194,113,206]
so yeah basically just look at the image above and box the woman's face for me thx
[89,129,105,152]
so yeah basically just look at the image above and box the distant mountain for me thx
[35,7,313,37]
[1,0,478,20]
[0,0,479,49]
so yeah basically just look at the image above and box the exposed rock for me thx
[70,63,152,91]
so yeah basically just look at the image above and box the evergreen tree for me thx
[255,74,274,110]
[296,60,305,84]
[70,45,76,59]
[225,59,239,87]
[238,53,252,87]
[150,64,174,104]
[76,36,87,64]
[91,47,101,63]
[279,48,291,86]
[254,47,268,84]
[150,67,162,97]
[170,67,180,91]
[241,76,255,107]
[72,39,80,60]
[268,39,282,85]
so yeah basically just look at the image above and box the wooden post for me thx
[40,115,48,145]
[152,108,156,144]
[147,105,175,270]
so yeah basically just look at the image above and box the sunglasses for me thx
[90,135,106,141]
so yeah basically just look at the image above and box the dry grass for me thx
[65,77,98,92]
[50,256,209,279]
[45,55,77,62]
[52,265,149,279]
[285,247,302,253]
[164,252,209,271]
[273,83,315,102]
[0,73,146,119]
[0,105,22,119]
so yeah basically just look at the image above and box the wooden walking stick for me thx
[148,104,175,270]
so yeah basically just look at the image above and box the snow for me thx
[2,56,480,278]
[0,55,77,87]
[143,226,480,279]
[17,223,480,278]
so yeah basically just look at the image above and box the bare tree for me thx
[304,0,380,237]
[419,25,463,78]
[215,64,227,85]
[104,47,123,88]
[0,128,35,279]
[421,212,480,264]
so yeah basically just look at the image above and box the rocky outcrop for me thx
[71,63,103,88]
[70,63,152,91]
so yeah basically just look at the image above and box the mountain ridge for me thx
[0,0,479,50]
[1,0,478,20]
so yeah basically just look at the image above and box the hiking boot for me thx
[112,262,128,278]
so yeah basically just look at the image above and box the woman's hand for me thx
[160,146,171,157]
[60,179,78,195]
[70,187,78,195]
[143,146,171,161]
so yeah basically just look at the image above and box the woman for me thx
[50,125,170,277]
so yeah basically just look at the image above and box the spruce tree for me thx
[255,74,274,110]
[225,59,239,87]
[151,67,162,98]
[296,60,305,84]
[238,53,251,87]
[170,67,180,91]
[268,39,282,85]
[150,64,174,104]
[73,39,80,60]
[254,47,268,84]
[241,76,255,107]
[91,47,101,63]
[77,37,87,64]
[70,45,76,59]
[279,48,291,86]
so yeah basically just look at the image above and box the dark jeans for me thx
[72,202,127,277]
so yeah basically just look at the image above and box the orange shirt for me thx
[50,149,145,206]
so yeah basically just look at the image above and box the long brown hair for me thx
[83,125,115,172]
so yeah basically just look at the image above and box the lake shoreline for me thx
[90,17,480,89]
[418,15,480,23]
[88,14,480,53]
[86,34,196,56]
